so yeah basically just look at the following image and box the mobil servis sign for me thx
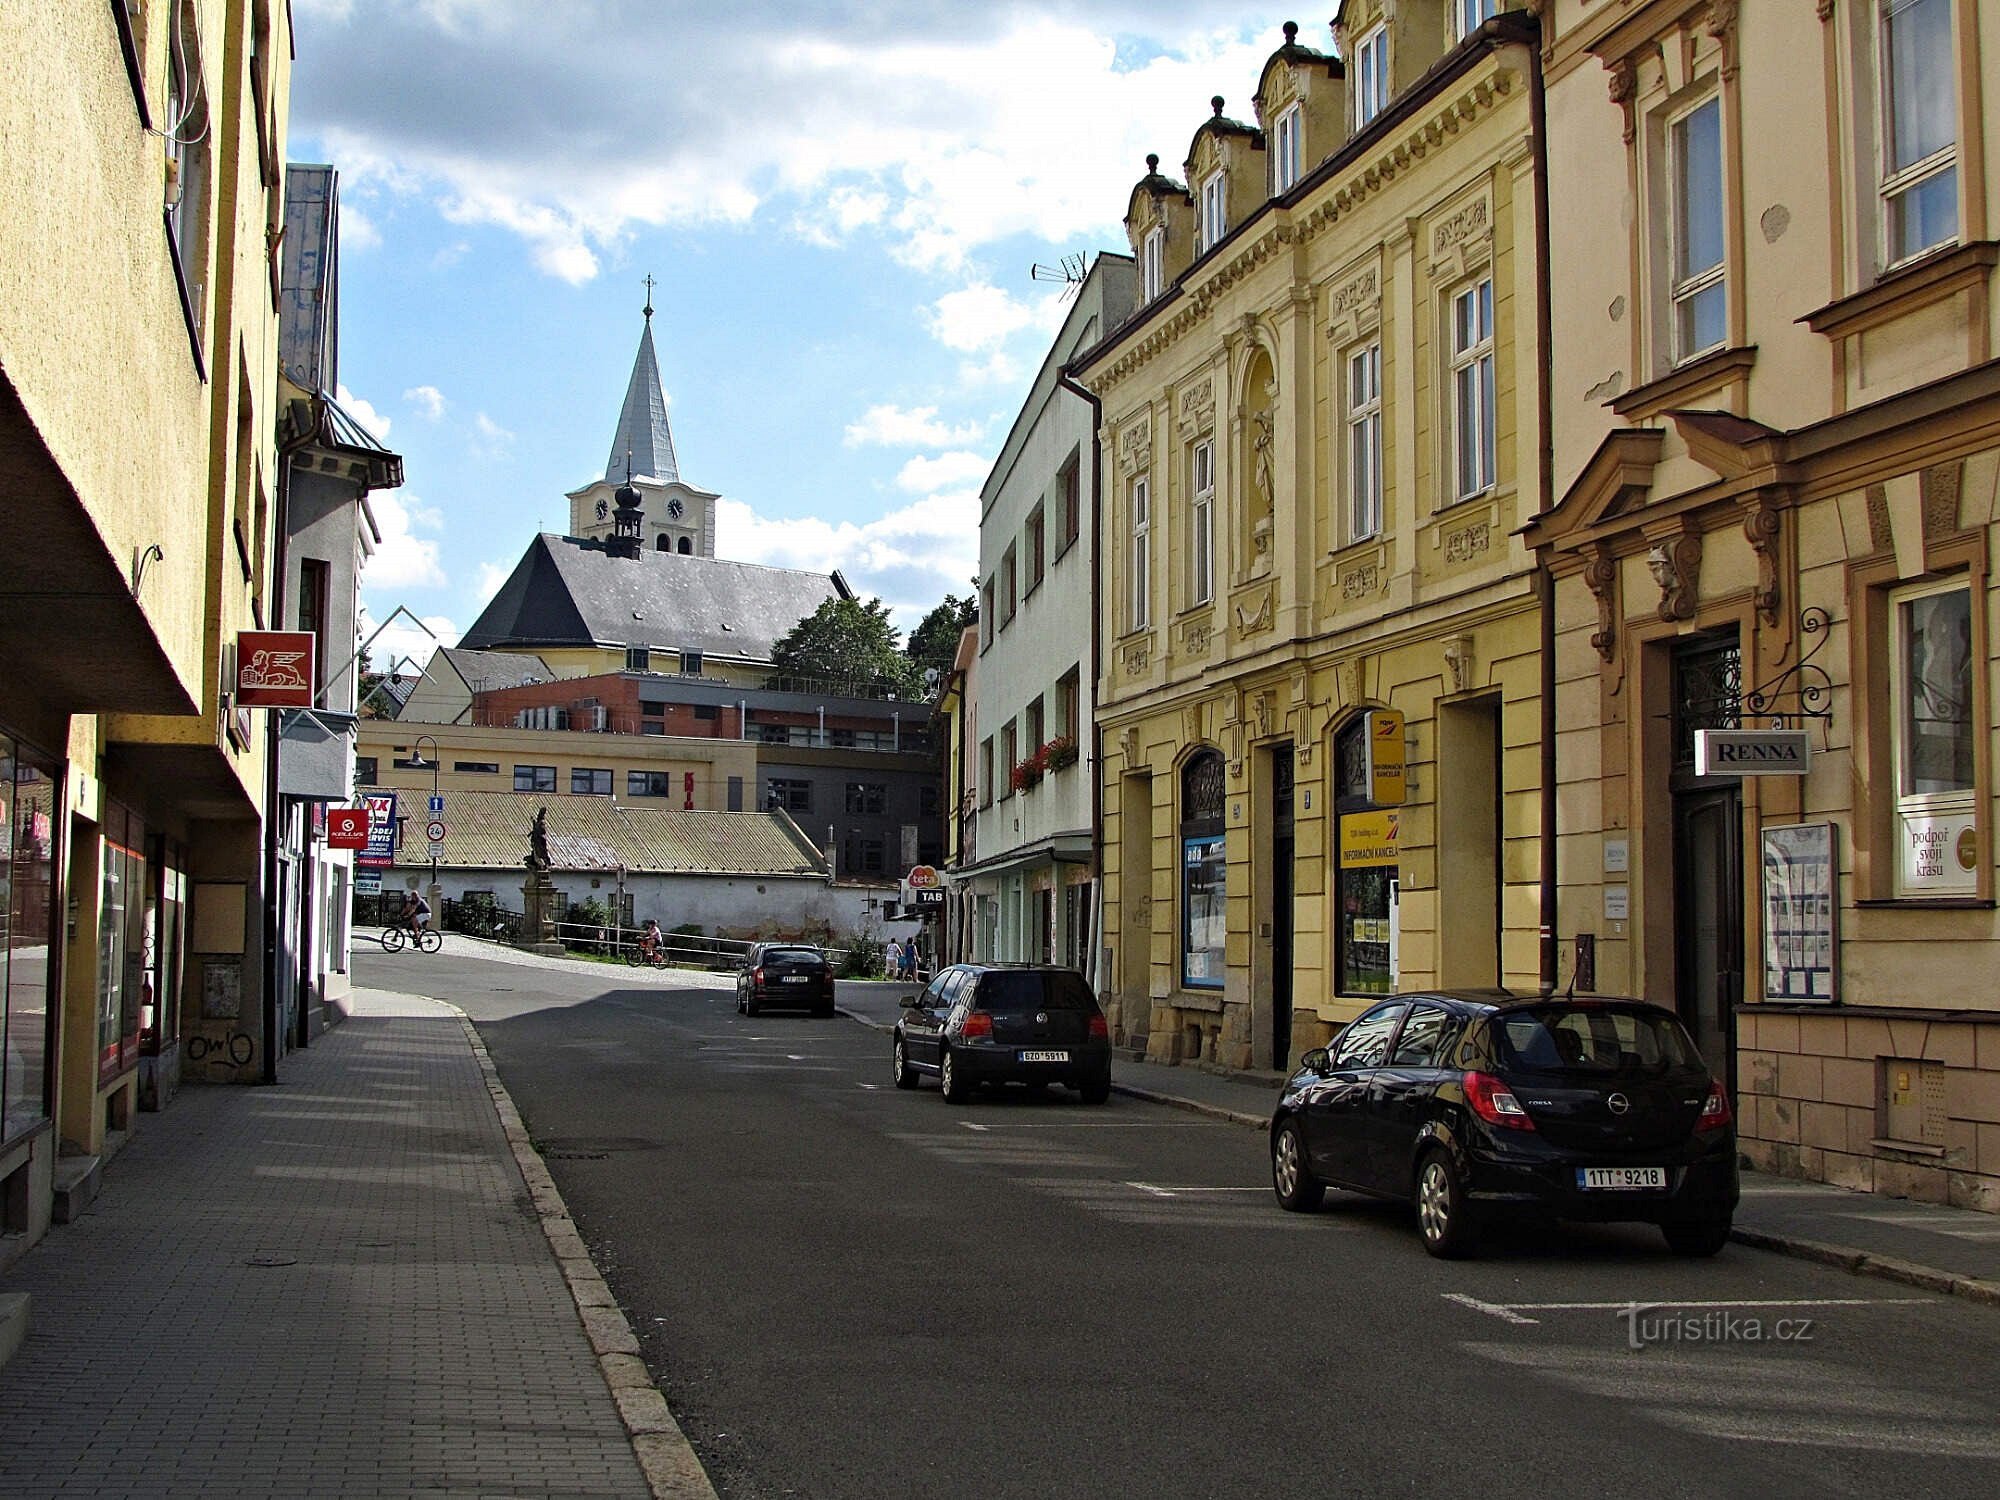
[1694,729,1811,777]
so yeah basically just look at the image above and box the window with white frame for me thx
[1890,578,1976,896]
[1449,279,1496,501]
[1347,343,1383,541]
[1142,226,1165,301]
[1272,104,1304,195]
[1190,441,1215,605]
[1353,26,1388,128]
[1880,0,1959,265]
[1200,170,1227,252]
[1130,476,1152,631]
[1670,96,1726,363]
[1453,0,1499,40]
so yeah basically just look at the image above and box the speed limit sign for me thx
[425,819,447,843]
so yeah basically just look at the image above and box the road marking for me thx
[1444,1293,1923,1326]
[1126,1181,1268,1198]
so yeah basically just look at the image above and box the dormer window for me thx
[1353,26,1389,128]
[1272,104,1304,195]
[1143,225,1165,301]
[1199,170,1227,252]
[1453,0,1499,40]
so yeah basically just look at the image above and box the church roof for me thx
[604,315,680,485]
[457,534,843,662]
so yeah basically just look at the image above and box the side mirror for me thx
[1301,1047,1332,1076]
[898,994,923,1009]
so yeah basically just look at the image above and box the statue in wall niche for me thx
[1252,407,1274,505]
[526,805,551,871]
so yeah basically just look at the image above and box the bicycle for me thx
[623,940,670,968]
[380,924,442,954]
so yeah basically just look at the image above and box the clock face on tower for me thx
[595,498,608,520]
[667,496,684,519]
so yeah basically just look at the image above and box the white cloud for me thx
[843,404,986,449]
[361,609,460,676]
[894,451,991,493]
[363,489,445,590]
[403,384,447,420]
[341,202,382,251]
[473,560,512,604]
[472,411,515,451]
[291,6,1277,284]
[336,383,391,441]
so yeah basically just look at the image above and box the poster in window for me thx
[1181,835,1226,988]
[1761,822,1837,1003]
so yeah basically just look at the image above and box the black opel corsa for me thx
[893,963,1113,1104]
[1269,992,1738,1258]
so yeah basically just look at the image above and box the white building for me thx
[960,256,1136,983]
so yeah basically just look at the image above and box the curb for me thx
[1728,1226,2000,1308]
[444,1003,721,1500]
[1109,1082,1266,1131]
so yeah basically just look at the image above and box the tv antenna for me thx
[1030,253,1088,301]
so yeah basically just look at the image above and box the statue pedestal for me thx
[517,872,567,956]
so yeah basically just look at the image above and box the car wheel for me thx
[1416,1149,1477,1259]
[744,991,761,1017]
[940,1048,972,1103]
[1078,1071,1111,1106]
[1662,1217,1732,1257]
[1270,1119,1325,1212]
[892,1036,917,1089]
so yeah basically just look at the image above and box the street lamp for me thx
[409,733,440,922]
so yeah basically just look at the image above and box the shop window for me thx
[98,818,147,1083]
[1334,716,1398,996]
[1180,750,1226,989]
[1891,579,1976,896]
[1,745,60,1142]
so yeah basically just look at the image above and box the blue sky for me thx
[287,1,1287,672]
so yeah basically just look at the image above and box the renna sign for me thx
[1694,729,1811,776]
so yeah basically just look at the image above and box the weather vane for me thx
[643,273,655,321]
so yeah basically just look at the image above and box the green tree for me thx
[903,592,977,685]
[767,596,921,697]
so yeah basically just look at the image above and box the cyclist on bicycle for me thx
[399,889,431,943]
[638,917,663,962]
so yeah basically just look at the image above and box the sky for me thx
[286,0,1291,673]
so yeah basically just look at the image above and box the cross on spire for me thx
[642,274,655,321]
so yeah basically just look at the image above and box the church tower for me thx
[566,280,719,557]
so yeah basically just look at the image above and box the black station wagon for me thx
[1269,991,1738,1258]
[892,963,1113,1104]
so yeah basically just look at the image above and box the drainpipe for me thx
[265,395,321,1079]
[1525,19,1559,995]
[1056,364,1104,995]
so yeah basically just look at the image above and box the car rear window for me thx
[1493,1006,1703,1078]
[976,971,1097,1015]
[761,947,821,964]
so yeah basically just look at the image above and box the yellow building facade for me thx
[1532,0,2000,1210]
[2,1,292,1262]
[1076,11,1547,1073]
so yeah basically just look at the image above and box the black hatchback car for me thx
[892,964,1112,1104]
[735,944,836,1017]
[1269,992,1738,1258]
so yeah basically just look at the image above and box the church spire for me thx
[603,279,680,485]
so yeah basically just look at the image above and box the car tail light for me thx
[1695,1079,1733,1132]
[1463,1070,1536,1131]
[960,1010,993,1040]
[751,968,764,985]
[1086,1014,1108,1040]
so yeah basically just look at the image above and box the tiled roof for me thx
[388,789,827,877]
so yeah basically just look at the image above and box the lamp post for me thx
[410,733,440,924]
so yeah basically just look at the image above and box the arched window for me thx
[656,535,671,552]
[1180,749,1225,988]
[677,536,692,554]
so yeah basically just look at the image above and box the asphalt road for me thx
[359,947,2000,1500]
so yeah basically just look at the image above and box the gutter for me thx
[1525,22,1559,994]
[1056,365,1105,995]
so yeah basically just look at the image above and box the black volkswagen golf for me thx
[1269,992,1738,1258]
[892,963,1113,1104]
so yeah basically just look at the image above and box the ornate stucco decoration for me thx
[1430,190,1494,282]
[1118,725,1141,767]
[1742,499,1782,626]
[1118,416,1152,476]
[1444,520,1492,565]
[1123,637,1151,676]
[1235,587,1275,635]
[1442,635,1477,695]
[1340,561,1380,600]
[1177,380,1216,438]
[1646,529,1703,622]
[1607,58,1637,145]
[1182,619,1211,659]
[1326,256,1384,348]
[1708,0,1740,80]
[1922,461,1964,539]
[1865,484,1894,553]
[1335,659,1364,710]
[1583,546,1620,662]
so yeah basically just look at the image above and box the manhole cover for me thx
[245,1254,297,1268]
